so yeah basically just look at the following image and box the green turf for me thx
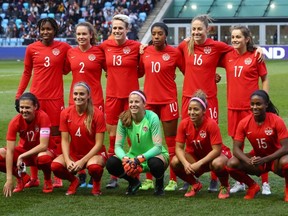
[0,60,288,215]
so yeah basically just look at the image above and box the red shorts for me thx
[146,101,179,121]
[228,109,251,137]
[39,99,64,127]
[5,146,56,166]
[70,146,108,162]
[248,149,275,173]
[182,96,219,123]
[105,97,129,125]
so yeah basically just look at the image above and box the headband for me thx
[129,91,146,103]
[190,97,207,109]
[74,82,91,93]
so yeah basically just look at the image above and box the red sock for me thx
[51,162,75,182]
[127,137,131,147]
[29,166,39,179]
[78,169,86,175]
[215,168,229,187]
[37,155,53,180]
[87,164,104,182]
[282,164,288,189]
[108,136,116,158]
[173,167,197,185]
[165,136,177,181]
[226,166,255,187]
[146,172,153,180]
[210,170,218,181]
[261,172,269,184]
[0,154,4,161]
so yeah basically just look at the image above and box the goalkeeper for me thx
[106,90,169,196]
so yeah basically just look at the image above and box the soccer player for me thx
[227,90,288,201]
[65,21,106,187]
[99,14,143,189]
[219,25,270,195]
[171,90,231,199]
[138,22,184,191]
[1,93,55,197]
[15,17,71,188]
[106,90,169,196]
[51,82,107,196]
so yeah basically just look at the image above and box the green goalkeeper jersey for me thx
[115,110,168,160]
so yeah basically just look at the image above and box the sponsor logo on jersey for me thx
[162,53,170,61]
[204,46,212,54]
[123,46,131,54]
[52,48,60,56]
[88,54,96,61]
[199,130,206,138]
[264,127,273,136]
[142,126,148,132]
[244,57,252,65]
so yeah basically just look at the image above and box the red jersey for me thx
[140,45,184,104]
[6,110,52,150]
[178,38,233,98]
[99,39,141,98]
[176,116,228,159]
[66,46,105,106]
[60,105,106,158]
[16,40,71,100]
[220,49,268,110]
[234,113,288,157]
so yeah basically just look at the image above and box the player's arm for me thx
[17,128,50,167]
[261,74,269,93]
[115,121,127,159]
[233,139,251,165]
[3,140,16,197]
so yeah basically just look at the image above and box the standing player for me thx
[1,93,55,197]
[227,90,288,201]
[15,17,71,188]
[219,25,270,195]
[106,90,169,195]
[99,14,143,188]
[171,90,231,199]
[139,22,184,191]
[51,82,107,196]
[65,21,106,188]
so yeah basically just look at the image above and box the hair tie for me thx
[190,97,206,109]
[130,91,146,103]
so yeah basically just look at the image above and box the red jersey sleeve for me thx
[93,108,106,133]
[6,115,20,141]
[175,119,187,143]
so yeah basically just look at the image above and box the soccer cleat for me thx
[91,180,102,196]
[106,178,119,189]
[79,173,87,188]
[24,178,40,188]
[87,176,93,188]
[65,177,80,196]
[244,183,260,200]
[154,185,165,196]
[208,179,218,192]
[184,182,203,197]
[164,180,177,191]
[13,174,30,193]
[230,181,246,193]
[125,180,141,195]
[53,176,63,188]
[262,182,271,195]
[179,182,190,191]
[139,179,154,190]
[218,186,230,199]
[42,180,53,193]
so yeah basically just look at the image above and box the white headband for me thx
[129,91,146,103]
[189,97,207,109]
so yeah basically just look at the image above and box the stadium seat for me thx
[78,18,85,23]
[139,12,147,22]
[48,13,55,18]
[2,3,9,11]
[23,2,29,10]
[40,13,48,19]
[9,38,18,46]
[104,2,112,8]
[0,13,5,19]
[15,19,22,28]
[80,7,86,12]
